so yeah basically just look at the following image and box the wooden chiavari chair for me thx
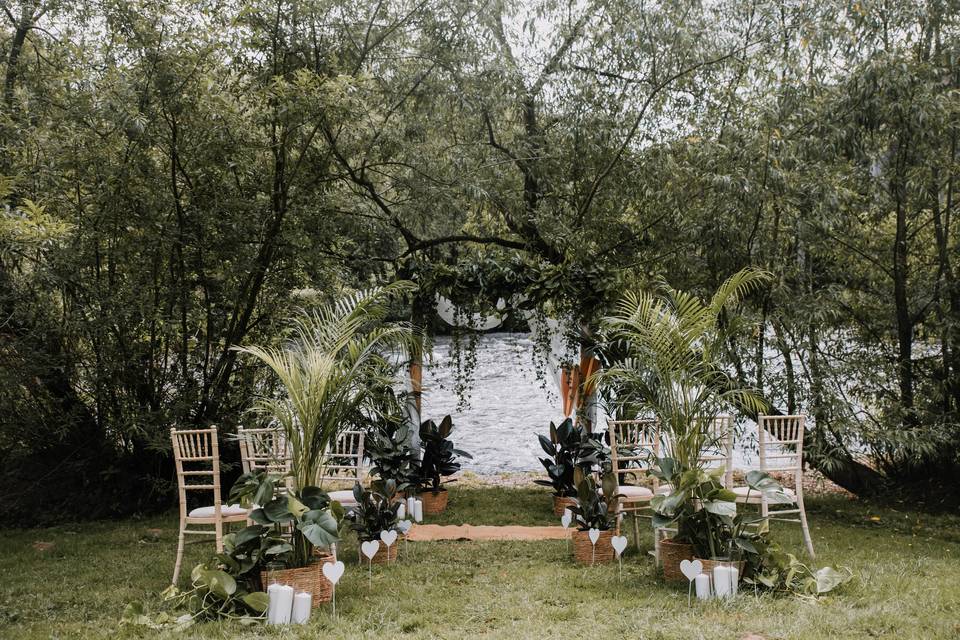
[733,415,815,557]
[170,426,248,584]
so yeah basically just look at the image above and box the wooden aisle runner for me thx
[406,524,570,542]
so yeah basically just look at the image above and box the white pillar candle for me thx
[414,499,423,523]
[695,573,711,600]
[272,584,294,624]
[266,583,281,624]
[291,591,311,624]
[729,565,739,596]
[397,502,406,519]
[406,496,416,516]
[713,566,731,598]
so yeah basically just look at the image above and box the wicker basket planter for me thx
[420,490,448,515]
[572,529,616,565]
[259,554,335,606]
[660,538,695,583]
[553,496,577,518]
[362,540,401,565]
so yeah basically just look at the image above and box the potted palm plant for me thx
[595,268,771,581]
[416,415,471,514]
[347,480,403,564]
[232,282,416,602]
[569,468,620,565]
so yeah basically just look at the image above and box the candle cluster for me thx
[695,565,740,600]
[266,584,312,625]
[405,497,423,522]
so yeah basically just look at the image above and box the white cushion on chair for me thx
[618,485,654,500]
[188,504,248,518]
[328,490,358,507]
[654,484,673,496]
[732,485,795,503]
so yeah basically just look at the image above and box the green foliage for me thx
[569,467,620,531]
[746,544,854,597]
[366,422,421,492]
[234,282,416,503]
[155,562,267,625]
[228,470,343,569]
[597,269,771,476]
[533,418,588,497]
[416,416,472,494]
[346,480,402,542]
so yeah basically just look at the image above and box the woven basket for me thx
[364,540,401,565]
[259,554,334,606]
[553,496,577,518]
[572,529,615,565]
[420,490,448,515]
[660,538,695,583]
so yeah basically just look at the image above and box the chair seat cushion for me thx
[328,489,359,506]
[618,485,654,500]
[732,485,796,503]
[188,504,248,518]
[654,484,673,496]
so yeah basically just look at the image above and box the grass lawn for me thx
[1,484,959,639]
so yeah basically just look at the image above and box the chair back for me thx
[170,426,223,517]
[700,415,735,488]
[237,426,291,476]
[317,430,366,486]
[758,414,805,488]
[608,419,659,484]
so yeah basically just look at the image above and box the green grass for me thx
[2,485,959,639]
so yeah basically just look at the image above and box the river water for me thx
[420,332,757,474]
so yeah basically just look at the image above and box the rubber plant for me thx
[417,415,472,495]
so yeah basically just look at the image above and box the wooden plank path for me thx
[406,524,570,541]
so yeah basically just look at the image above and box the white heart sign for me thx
[680,558,703,582]
[361,540,380,560]
[588,528,601,545]
[322,560,345,585]
[560,509,572,529]
[380,529,398,547]
[396,520,412,535]
[611,535,628,557]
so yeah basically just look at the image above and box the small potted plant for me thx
[534,418,589,516]
[366,422,421,500]
[569,468,620,565]
[346,480,403,564]
[416,415,471,515]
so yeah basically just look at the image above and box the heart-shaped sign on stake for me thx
[611,535,628,583]
[361,540,380,586]
[397,519,413,557]
[588,528,600,566]
[322,560,345,618]
[560,508,573,553]
[679,558,704,606]
[679,558,703,581]
[380,529,398,561]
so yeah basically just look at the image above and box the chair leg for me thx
[632,512,641,551]
[215,519,225,553]
[653,527,662,568]
[798,497,815,558]
[172,520,186,585]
